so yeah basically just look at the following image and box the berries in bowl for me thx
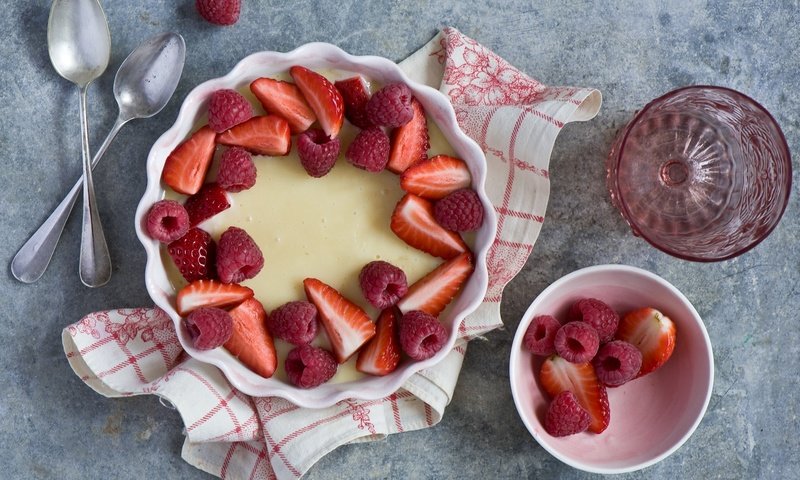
[135,43,496,408]
[509,265,713,473]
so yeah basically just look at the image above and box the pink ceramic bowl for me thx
[509,265,713,473]
[135,43,496,408]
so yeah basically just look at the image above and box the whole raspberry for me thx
[217,147,256,192]
[207,89,253,132]
[216,227,264,284]
[359,261,408,309]
[568,298,620,343]
[554,321,599,364]
[544,391,590,437]
[145,200,190,243]
[592,340,643,387]
[365,83,413,128]
[297,129,340,177]
[523,315,561,356]
[168,227,216,282]
[196,0,241,26]
[285,344,337,388]
[345,127,390,172]
[267,301,319,345]
[399,310,447,361]
[184,307,233,350]
[433,188,484,232]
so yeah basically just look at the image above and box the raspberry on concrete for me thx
[433,188,484,232]
[523,315,561,356]
[216,226,264,284]
[345,127,390,172]
[267,301,319,345]
[399,310,447,361]
[217,147,256,192]
[285,344,337,388]
[208,89,253,132]
[196,0,241,26]
[359,261,408,309]
[145,200,190,243]
[554,321,600,364]
[184,307,233,350]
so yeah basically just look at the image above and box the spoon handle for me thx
[77,85,112,287]
[10,115,126,283]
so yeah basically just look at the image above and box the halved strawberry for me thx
[303,278,376,363]
[217,115,291,156]
[356,308,401,376]
[184,183,230,226]
[615,307,677,378]
[162,125,217,195]
[224,298,277,378]
[168,227,216,282]
[387,98,429,174]
[290,66,344,138]
[250,77,316,134]
[334,76,372,129]
[176,279,254,316]
[400,155,472,200]
[539,355,611,434]
[396,252,473,316]
[390,193,468,259]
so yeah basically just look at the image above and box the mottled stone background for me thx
[1,1,797,478]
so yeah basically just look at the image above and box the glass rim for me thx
[610,85,793,262]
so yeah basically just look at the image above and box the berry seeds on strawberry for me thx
[168,227,217,282]
[184,183,231,227]
[303,277,376,363]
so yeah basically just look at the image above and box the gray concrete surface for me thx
[1,1,798,478]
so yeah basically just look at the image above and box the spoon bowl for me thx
[47,0,110,87]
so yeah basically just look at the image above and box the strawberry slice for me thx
[250,77,316,134]
[390,193,468,259]
[162,125,217,195]
[290,66,344,138]
[176,279,254,316]
[400,154,472,200]
[217,115,291,156]
[387,98,429,174]
[167,227,216,282]
[396,252,473,316]
[184,183,230,226]
[303,278,376,363]
[539,356,611,434]
[334,76,372,129]
[615,307,677,378]
[356,308,401,376]
[224,298,277,378]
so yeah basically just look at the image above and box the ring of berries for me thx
[150,66,487,390]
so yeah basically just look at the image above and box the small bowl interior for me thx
[509,265,713,473]
[135,43,495,407]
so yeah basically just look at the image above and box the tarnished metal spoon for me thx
[45,0,111,287]
[11,31,186,284]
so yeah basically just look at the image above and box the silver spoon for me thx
[45,0,111,287]
[11,32,186,284]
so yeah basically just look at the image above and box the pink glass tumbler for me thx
[607,86,792,261]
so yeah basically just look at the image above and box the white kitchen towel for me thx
[63,27,600,479]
